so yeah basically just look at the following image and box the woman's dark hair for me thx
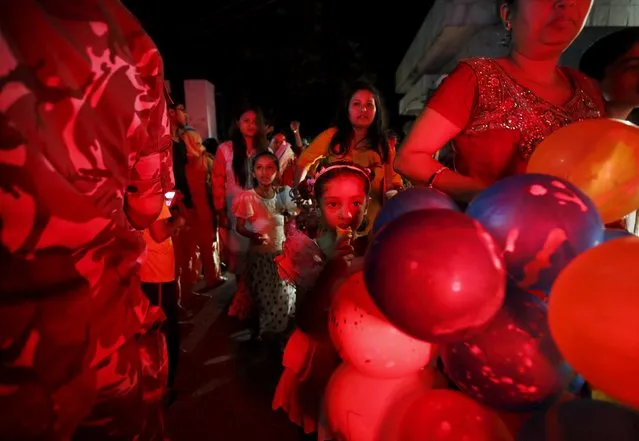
[580,28,639,81]
[329,81,390,163]
[250,150,279,187]
[228,105,268,188]
[202,137,219,155]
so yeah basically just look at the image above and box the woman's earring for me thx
[501,22,512,47]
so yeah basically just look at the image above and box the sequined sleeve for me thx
[426,62,478,130]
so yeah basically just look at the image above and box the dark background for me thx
[123,0,435,139]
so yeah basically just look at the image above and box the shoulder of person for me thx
[218,140,234,155]
[315,127,339,142]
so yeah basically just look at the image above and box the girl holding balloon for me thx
[395,0,605,202]
[272,161,373,439]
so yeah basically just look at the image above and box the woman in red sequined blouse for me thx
[396,0,605,203]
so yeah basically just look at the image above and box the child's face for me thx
[319,175,368,231]
[253,156,278,187]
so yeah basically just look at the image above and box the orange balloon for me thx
[527,119,639,224]
[548,236,639,408]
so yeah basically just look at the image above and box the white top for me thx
[232,187,297,253]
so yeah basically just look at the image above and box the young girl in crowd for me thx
[232,151,297,340]
[213,106,268,277]
[272,161,373,439]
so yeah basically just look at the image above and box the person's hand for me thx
[175,215,187,228]
[290,121,300,133]
[321,233,354,271]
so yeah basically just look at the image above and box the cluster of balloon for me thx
[365,209,506,343]
[372,187,460,234]
[466,174,604,296]
[325,363,436,441]
[441,288,573,412]
[527,118,639,225]
[549,236,639,409]
[399,389,514,441]
[326,271,436,441]
[517,399,639,441]
[328,271,433,378]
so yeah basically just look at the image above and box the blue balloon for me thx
[603,228,633,242]
[517,399,639,441]
[466,174,604,294]
[372,187,459,234]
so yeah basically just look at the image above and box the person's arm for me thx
[290,120,304,154]
[212,144,228,221]
[394,63,487,203]
[293,127,337,184]
[232,192,268,244]
[182,130,204,156]
[236,217,267,243]
[149,205,186,243]
[125,63,173,229]
[395,109,485,202]
[385,141,405,191]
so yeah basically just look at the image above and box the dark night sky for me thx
[124,0,435,138]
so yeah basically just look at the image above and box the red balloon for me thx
[441,291,572,412]
[400,389,513,441]
[325,363,435,441]
[329,271,434,379]
[364,209,506,343]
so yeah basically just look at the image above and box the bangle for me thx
[427,166,448,188]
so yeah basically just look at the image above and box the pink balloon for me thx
[400,389,513,441]
[325,363,435,441]
[329,272,434,379]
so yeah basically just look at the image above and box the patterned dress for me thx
[232,188,297,335]
[1,1,172,439]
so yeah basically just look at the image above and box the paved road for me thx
[165,277,304,441]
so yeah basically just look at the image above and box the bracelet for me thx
[427,166,448,188]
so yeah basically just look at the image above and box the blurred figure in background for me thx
[580,27,639,234]
[140,193,188,405]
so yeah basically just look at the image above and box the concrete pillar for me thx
[184,79,218,140]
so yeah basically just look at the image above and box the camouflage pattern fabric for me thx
[0,1,172,439]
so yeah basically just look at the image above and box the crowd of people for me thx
[1,0,638,440]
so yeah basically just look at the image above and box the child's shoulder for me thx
[233,189,259,207]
